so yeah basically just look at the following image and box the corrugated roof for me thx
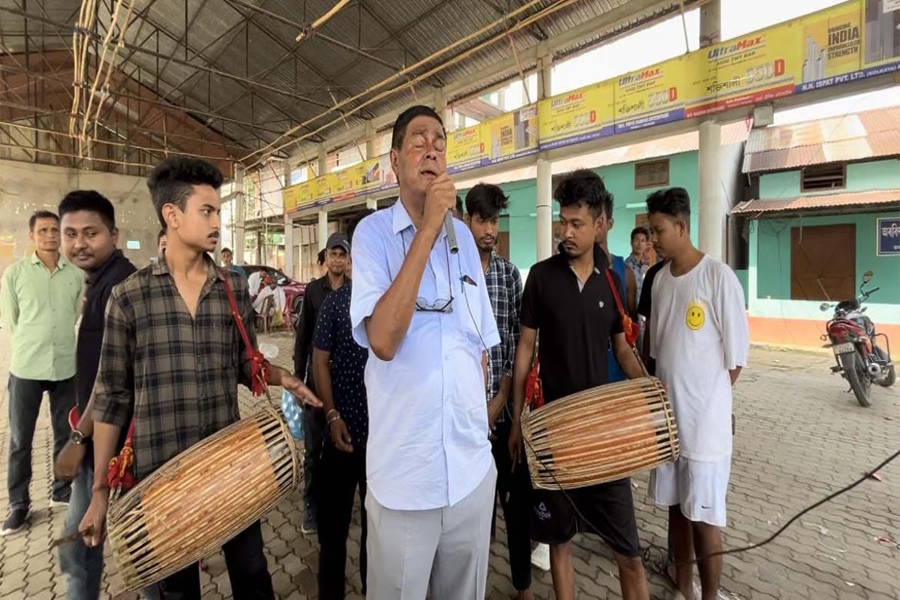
[732,189,900,216]
[743,107,900,174]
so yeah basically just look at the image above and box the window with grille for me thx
[800,163,846,192]
[634,159,670,189]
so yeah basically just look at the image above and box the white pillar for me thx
[698,121,725,260]
[535,40,553,262]
[317,143,328,177]
[365,121,376,160]
[233,166,247,265]
[366,198,378,210]
[536,158,553,261]
[698,0,725,261]
[318,210,328,252]
[536,41,551,101]
[282,160,294,277]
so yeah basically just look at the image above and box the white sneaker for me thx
[530,543,550,571]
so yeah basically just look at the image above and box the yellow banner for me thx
[614,57,686,133]
[862,0,900,69]
[686,24,801,118]
[799,4,862,82]
[482,104,539,164]
[283,179,319,212]
[447,125,484,173]
[538,81,614,150]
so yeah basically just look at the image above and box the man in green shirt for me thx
[1,210,84,536]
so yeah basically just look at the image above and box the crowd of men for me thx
[0,104,748,600]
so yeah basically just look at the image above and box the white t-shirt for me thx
[650,255,749,461]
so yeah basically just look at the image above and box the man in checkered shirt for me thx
[78,157,320,598]
[463,183,533,599]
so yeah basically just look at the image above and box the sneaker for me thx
[301,512,317,535]
[530,543,550,571]
[1,508,30,536]
[50,491,71,507]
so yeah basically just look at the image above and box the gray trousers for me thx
[365,461,497,600]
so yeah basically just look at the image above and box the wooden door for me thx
[790,224,856,301]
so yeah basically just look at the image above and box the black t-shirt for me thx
[637,260,668,319]
[520,246,623,403]
[636,260,668,377]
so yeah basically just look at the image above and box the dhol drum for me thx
[521,377,679,490]
[106,404,300,593]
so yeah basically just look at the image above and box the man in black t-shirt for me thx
[638,259,668,374]
[509,170,649,600]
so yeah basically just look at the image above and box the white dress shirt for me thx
[350,200,501,511]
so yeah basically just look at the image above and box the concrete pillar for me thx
[700,0,721,47]
[535,40,554,262]
[698,121,725,260]
[233,166,247,265]
[366,198,378,210]
[318,210,328,252]
[317,143,327,177]
[365,121,376,160]
[698,0,726,261]
[283,160,294,277]
[434,87,454,132]
[536,41,551,101]
[536,158,553,261]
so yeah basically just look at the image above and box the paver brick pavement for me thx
[1,329,898,598]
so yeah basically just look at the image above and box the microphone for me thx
[444,210,459,254]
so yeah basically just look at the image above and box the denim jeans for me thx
[7,375,75,509]
[59,466,104,600]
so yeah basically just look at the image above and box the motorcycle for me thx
[820,270,895,407]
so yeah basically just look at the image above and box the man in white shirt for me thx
[646,187,749,600]
[253,274,286,316]
[350,105,500,599]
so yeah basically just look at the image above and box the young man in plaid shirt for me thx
[463,183,532,599]
[78,157,320,599]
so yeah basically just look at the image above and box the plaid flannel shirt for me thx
[483,252,523,422]
[91,254,257,482]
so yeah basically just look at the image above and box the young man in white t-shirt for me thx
[646,187,749,600]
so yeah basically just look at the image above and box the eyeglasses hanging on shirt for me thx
[400,228,455,314]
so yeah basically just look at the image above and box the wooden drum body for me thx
[521,377,679,490]
[107,405,300,593]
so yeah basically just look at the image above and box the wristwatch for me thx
[70,429,88,445]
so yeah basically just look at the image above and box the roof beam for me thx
[303,0,688,158]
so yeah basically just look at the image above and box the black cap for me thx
[326,232,350,253]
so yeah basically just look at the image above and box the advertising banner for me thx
[483,104,539,165]
[614,57,686,134]
[283,0,900,214]
[283,178,319,212]
[686,24,801,118]
[538,81,615,150]
[447,124,484,173]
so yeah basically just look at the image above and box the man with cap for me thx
[294,230,350,534]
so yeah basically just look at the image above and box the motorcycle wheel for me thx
[840,351,872,407]
[874,346,896,388]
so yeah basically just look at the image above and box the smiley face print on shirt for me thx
[686,300,706,331]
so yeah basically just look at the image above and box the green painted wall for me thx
[753,212,900,322]
[758,158,900,199]
[464,151,701,272]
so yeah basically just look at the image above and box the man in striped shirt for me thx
[464,183,532,599]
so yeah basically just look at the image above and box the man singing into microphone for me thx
[350,105,500,599]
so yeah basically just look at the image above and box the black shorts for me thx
[531,477,641,557]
